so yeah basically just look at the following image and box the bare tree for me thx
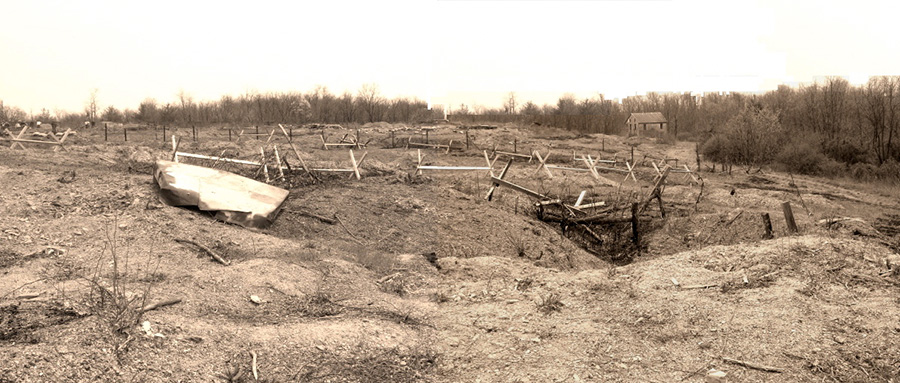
[357,83,384,123]
[85,89,99,123]
[504,92,517,115]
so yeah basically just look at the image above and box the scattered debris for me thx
[722,357,784,373]
[140,298,183,313]
[705,368,727,382]
[174,238,231,265]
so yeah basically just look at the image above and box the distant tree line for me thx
[0,83,444,129]
[450,77,900,179]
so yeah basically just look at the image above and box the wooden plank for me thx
[547,165,592,172]
[495,150,532,159]
[573,201,606,210]
[417,166,492,170]
[489,176,547,200]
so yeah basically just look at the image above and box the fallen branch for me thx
[334,214,363,244]
[174,239,231,265]
[251,351,259,380]
[286,209,337,225]
[722,357,784,373]
[140,298,183,313]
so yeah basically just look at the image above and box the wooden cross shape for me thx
[532,150,553,178]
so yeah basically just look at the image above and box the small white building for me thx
[626,112,668,136]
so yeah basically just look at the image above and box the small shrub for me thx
[537,293,564,314]
[506,234,527,258]
[776,138,827,175]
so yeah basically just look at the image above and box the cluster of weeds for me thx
[514,277,534,292]
[82,221,161,336]
[537,292,564,315]
[301,289,344,318]
[506,233,528,258]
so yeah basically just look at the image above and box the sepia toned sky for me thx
[1,0,897,114]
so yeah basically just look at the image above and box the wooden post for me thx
[782,202,798,234]
[356,129,360,148]
[192,125,197,141]
[631,202,640,247]
[514,138,517,153]
[228,129,232,141]
[761,213,774,239]
[256,125,259,140]
[425,130,429,144]
[390,130,395,148]
[104,123,108,141]
[289,127,293,141]
[695,142,701,172]
[630,146,634,164]
[162,126,166,142]
[123,126,128,141]
[602,138,605,152]
[465,128,470,150]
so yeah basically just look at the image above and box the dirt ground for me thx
[1,123,899,382]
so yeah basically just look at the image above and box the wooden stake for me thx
[104,123,108,141]
[123,126,128,142]
[350,150,361,180]
[273,145,285,179]
[782,201,798,233]
[762,212,774,239]
[631,202,640,246]
[260,147,270,183]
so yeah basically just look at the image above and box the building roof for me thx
[629,112,667,123]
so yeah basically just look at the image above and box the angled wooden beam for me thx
[489,176,548,200]
[483,150,495,177]
[8,125,28,150]
[278,124,318,181]
[350,149,361,180]
[533,150,553,178]
[273,144,285,179]
[486,160,513,201]
[171,136,180,162]
[575,190,586,207]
